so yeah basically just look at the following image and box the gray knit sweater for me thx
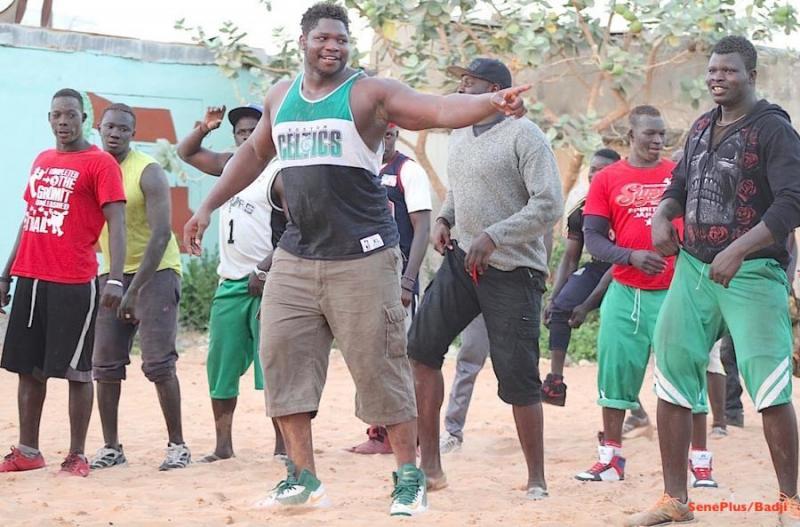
[438,117,563,273]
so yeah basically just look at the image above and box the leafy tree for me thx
[178,0,799,199]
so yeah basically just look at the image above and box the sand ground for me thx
[0,334,795,526]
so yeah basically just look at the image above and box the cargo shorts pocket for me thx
[384,304,408,358]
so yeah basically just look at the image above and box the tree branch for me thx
[571,0,600,63]
[436,26,452,57]
[454,21,492,56]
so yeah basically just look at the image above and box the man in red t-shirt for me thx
[0,88,126,477]
[574,106,687,483]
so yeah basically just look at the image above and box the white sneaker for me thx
[575,445,625,481]
[439,433,462,454]
[689,450,718,488]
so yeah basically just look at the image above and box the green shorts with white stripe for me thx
[654,251,793,414]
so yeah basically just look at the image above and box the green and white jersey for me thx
[271,70,399,259]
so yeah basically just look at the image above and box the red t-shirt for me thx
[12,146,125,284]
[584,159,681,290]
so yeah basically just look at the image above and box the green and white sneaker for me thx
[390,464,428,516]
[256,460,331,509]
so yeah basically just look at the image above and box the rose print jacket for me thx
[662,100,800,267]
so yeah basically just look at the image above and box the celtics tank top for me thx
[271,71,399,259]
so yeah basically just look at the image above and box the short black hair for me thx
[52,88,83,111]
[301,2,349,35]
[712,36,757,71]
[594,148,621,162]
[628,105,662,127]
[101,103,136,126]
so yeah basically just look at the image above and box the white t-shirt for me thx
[217,162,278,280]
[380,157,433,213]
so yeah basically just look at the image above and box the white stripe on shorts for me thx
[755,357,791,411]
[69,280,96,370]
[654,365,693,409]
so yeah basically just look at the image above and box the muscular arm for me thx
[374,78,528,131]
[127,164,173,294]
[103,202,126,281]
[583,215,633,265]
[405,210,431,283]
[176,124,232,177]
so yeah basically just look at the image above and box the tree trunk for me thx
[562,150,585,200]
[399,130,448,201]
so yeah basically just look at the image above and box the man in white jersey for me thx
[183,2,529,516]
[177,104,286,462]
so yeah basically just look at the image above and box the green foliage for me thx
[180,250,220,332]
[346,0,799,160]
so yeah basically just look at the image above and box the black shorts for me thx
[551,260,610,313]
[1,277,99,381]
[407,243,545,406]
[548,260,610,351]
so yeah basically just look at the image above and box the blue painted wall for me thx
[0,41,259,263]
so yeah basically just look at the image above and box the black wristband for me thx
[401,285,415,293]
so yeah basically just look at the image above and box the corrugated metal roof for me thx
[0,22,268,64]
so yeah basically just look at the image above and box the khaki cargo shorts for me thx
[260,246,417,425]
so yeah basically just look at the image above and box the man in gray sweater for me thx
[408,58,563,499]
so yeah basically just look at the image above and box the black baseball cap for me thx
[446,58,512,89]
[228,104,263,126]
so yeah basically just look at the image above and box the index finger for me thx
[504,84,532,100]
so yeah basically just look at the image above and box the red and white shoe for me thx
[58,453,90,477]
[689,450,718,488]
[575,444,626,481]
[0,446,46,473]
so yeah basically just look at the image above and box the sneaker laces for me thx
[392,473,420,505]
[274,458,299,494]
[586,461,609,475]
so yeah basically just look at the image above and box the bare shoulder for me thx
[264,78,295,115]
[352,75,406,99]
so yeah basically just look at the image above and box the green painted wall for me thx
[0,41,261,261]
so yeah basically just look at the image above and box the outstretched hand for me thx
[490,85,531,118]
[203,105,226,131]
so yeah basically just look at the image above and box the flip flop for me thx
[197,453,234,464]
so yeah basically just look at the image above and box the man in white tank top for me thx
[177,104,286,463]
